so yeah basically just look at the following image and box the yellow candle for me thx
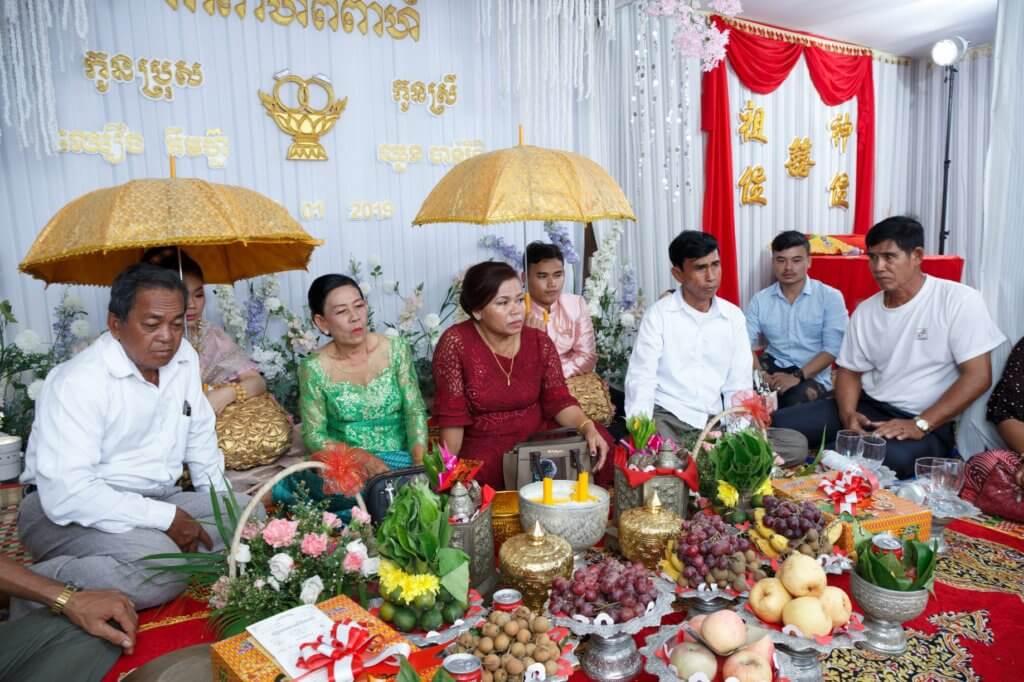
[575,472,589,502]
[542,477,554,505]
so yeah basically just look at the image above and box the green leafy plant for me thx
[709,430,775,495]
[854,525,938,595]
[375,478,469,606]
[625,415,658,453]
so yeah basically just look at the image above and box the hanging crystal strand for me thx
[26,0,48,156]
[35,0,59,154]
[0,15,10,134]
[6,0,32,149]
[682,57,694,198]
[73,0,87,44]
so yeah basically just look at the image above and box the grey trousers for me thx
[653,404,809,467]
[0,609,120,682]
[14,486,253,617]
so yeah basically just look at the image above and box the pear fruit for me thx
[819,585,853,629]
[669,641,718,680]
[748,577,792,624]
[742,633,775,665]
[722,650,773,682]
[782,596,832,638]
[701,609,747,655]
[778,553,826,598]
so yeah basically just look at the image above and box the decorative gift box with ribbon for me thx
[773,474,931,555]
[211,595,442,682]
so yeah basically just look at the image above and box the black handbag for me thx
[502,427,591,490]
[362,465,429,524]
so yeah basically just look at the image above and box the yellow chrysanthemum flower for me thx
[755,478,774,497]
[717,480,739,508]
[378,559,440,603]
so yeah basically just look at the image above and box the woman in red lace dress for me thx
[432,262,610,489]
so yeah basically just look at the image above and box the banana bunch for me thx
[658,538,685,583]
[750,508,843,559]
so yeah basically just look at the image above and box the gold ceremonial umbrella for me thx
[413,127,636,227]
[20,169,322,286]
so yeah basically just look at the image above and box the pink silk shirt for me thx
[528,293,598,378]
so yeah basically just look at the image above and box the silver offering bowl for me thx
[519,479,610,556]
[849,570,929,655]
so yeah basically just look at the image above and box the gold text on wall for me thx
[84,51,203,101]
[392,75,458,116]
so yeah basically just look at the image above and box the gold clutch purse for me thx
[216,393,292,470]
[565,371,614,426]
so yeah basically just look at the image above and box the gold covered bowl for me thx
[499,522,574,613]
[618,492,683,569]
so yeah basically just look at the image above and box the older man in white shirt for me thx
[17,263,249,614]
[625,231,808,464]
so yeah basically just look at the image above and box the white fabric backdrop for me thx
[956,0,1023,458]
[0,0,612,342]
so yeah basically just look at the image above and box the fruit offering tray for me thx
[369,589,487,647]
[546,561,677,640]
[639,623,785,682]
[736,604,865,667]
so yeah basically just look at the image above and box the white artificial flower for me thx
[234,543,252,564]
[367,256,381,269]
[268,553,295,582]
[360,556,380,578]
[26,379,45,401]
[619,312,636,330]
[70,319,91,339]
[423,313,441,330]
[358,279,373,295]
[254,578,266,590]
[267,576,280,591]
[14,330,42,354]
[62,292,83,311]
[383,327,400,338]
[383,280,398,294]
[588,301,603,318]
[345,539,369,561]
[300,575,325,605]
[265,297,283,312]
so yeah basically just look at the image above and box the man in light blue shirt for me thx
[746,231,848,408]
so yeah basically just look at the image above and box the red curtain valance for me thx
[701,16,875,303]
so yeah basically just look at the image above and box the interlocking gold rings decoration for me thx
[258,72,347,161]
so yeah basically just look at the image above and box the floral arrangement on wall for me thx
[646,0,742,72]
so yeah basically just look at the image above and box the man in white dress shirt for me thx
[625,231,808,463]
[17,263,249,613]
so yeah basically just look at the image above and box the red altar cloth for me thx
[809,255,965,313]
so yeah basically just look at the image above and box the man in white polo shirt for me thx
[17,263,251,614]
[773,216,1006,478]
[625,231,808,465]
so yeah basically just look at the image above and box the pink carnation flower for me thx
[240,521,264,541]
[343,551,365,573]
[301,532,329,558]
[350,507,371,525]
[262,519,299,548]
[322,511,342,529]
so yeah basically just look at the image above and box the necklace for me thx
[476,324,518,386]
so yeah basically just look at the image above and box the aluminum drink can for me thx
[492,588,524,612]
[443,653,483,682]
[870,533,904,561]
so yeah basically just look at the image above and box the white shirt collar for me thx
[667,288,726,320]
[100,331,192,382]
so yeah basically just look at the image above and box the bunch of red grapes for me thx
[548,557,660,623]
[675,512,764,591]
[763,496,825,540]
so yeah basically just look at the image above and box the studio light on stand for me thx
[931,36,968,255]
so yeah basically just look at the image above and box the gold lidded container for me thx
[618,492,683,569]
[498,521,573,612]
[491,490,522,552]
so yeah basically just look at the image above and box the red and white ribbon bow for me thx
[295,619,411,682]
[818,469,873,515]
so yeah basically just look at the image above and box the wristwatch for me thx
[914,416,931,433]
[51,583,78,615]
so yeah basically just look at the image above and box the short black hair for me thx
[142,246,205,281]
[308,274,364,317]
[108,263,188,322]
[866,216,924,254]
[460,261,520,315]
[668,230,718,269]
[525,241,564,271]
[771,231,810,254]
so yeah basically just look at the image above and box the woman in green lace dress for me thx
[272,274,428,512]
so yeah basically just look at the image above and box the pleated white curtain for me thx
[956,0,1024,458]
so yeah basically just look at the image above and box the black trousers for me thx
[761,354,828,409]
[770,392,957,479]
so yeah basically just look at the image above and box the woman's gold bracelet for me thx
[577,418,594,434]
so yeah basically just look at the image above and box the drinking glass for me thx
[859,436,886,471]
[835,430,863,460]
[914,457,945,503]
[934,459,965,502]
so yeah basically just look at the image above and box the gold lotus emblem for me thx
[259,72,347,161]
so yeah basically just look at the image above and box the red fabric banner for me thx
[702,17,875,304]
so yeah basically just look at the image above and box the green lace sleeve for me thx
[394,338,428,450]
[298,355,329,453]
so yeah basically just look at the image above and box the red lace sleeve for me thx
[431,326,474,427]
[536,329,579,420]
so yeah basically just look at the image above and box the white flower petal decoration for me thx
[368,256,381,268]
[423,313,441,330]
[265,297,283,312]
[26,379,46,401]
[383,327,400,338]
[268,553,295,582]
[234,544,252,564]
[70,319,91,339]
[300,575,324,605]
[14,329,42,354]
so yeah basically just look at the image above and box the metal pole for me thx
[938,65,957,255]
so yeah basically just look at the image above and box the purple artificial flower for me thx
[543,222,580,266]
[479,235,525,273]
[244,295,266,345]
[619,266,638,311]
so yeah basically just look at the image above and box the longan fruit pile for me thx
[449,606,563,682]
